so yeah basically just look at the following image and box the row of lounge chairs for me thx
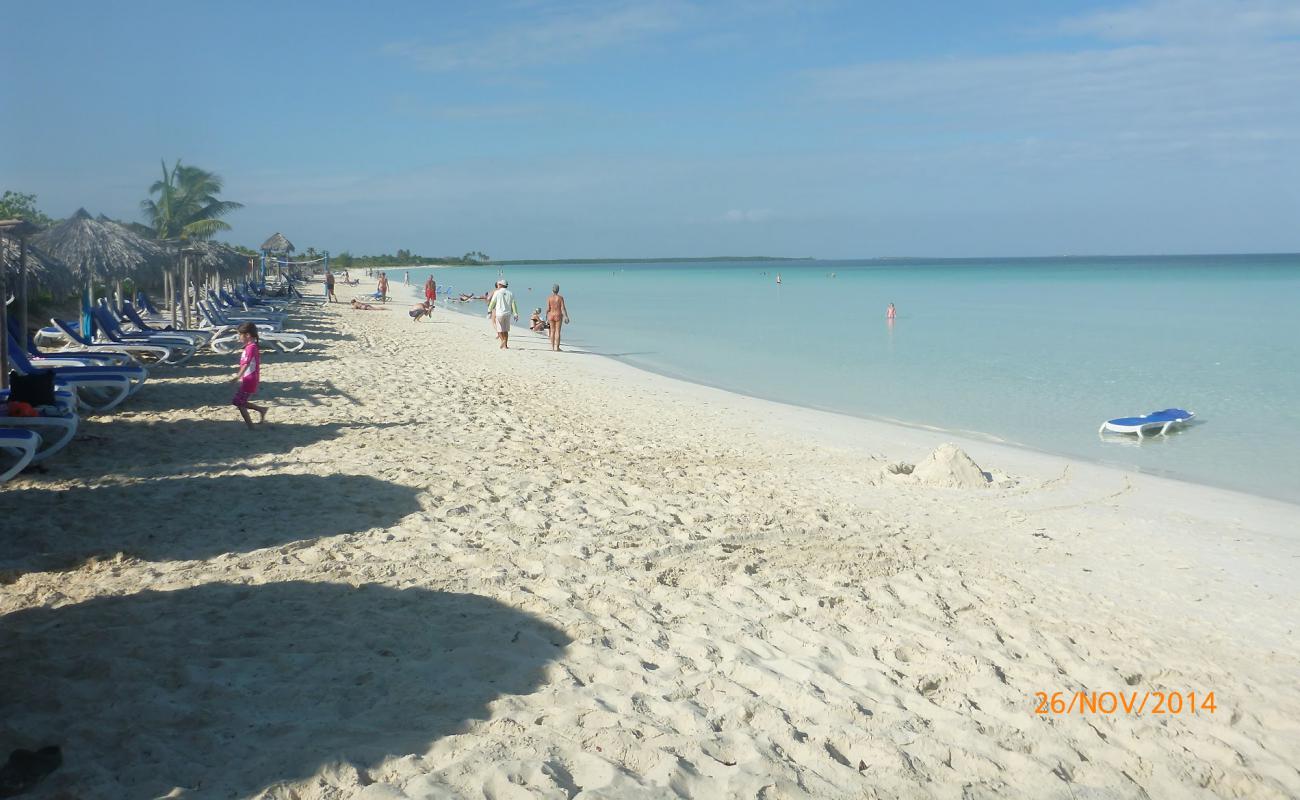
[1,280,315,482]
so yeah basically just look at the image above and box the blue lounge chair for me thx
[0,428,41,482]
[1,390,80,462]
[7,338,143,413]
[50,318,174,365]
[120,301,211,345]
[1099,408,1195,439]
[137,291,165,317]
[90,306,197,365]
[7,316,137,369]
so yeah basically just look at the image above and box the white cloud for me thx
[1060,0,1300,42]
[384,3,690,72]
[801,40,1300,152]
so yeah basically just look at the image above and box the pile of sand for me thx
[882,443,991,488]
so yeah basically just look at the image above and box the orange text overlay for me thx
[1034,691,1216,715]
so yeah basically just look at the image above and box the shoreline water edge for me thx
[409,261,1300,508]
[2,276,1296,797]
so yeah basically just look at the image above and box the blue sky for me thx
[3,0,1299,258]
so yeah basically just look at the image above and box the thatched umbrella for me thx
[1,219,66,388]
[32,208,169,337]
[187,240,246,275]
[261,232,294,284]
[2,236,74,298]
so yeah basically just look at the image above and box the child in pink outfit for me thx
[232,322,268,428]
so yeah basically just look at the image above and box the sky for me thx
[3,0,1299,259]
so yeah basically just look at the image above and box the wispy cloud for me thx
[385,2,691,72]
[1060,0,1300,42]
[801,40,1300,160]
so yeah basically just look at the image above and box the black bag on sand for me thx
[7,371,56,407]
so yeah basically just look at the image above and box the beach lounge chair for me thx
[7,339,142,413]
[1,391,80,462]
[8,316,138,369]
[209,290,287,323]
[198,301,283,332]
[120,301,212,346]
[223,288,287,314]
[1099,408,1195,439]
[0,428,41,482]
[137,291,166,317]
[90,306,197,365]
[50,318,173,365]
[200,303,307,353]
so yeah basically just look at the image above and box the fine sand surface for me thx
[2,280,1298,799]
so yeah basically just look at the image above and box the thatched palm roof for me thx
[2,236,75,296]
[261,232,294,253]
[32,209,168,283]
[183,240,248,275]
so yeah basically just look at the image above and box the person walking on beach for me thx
[324,270,337,303]
[486,282,502,331]
[231,322,268,428]
[546,283,570,352]
[487,279,519,349]
[404,270,410,286]
[378,272,389,302]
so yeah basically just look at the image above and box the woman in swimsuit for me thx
[546,283,570,352]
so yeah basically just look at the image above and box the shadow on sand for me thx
[39,419,400,473]
[0,472,422,571]
[0,581,570,796]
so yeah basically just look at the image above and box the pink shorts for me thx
[232,389,254,408]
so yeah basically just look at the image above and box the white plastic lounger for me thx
[0,393,78,464]
[1099,408,1195,439]
[209,329,307,354]
[0,428,41,482]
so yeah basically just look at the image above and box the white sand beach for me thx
[2,281,1298,799]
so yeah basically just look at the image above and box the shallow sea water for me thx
[405,255,1300,503]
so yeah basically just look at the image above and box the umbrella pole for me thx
[182,254,190,329]
[1,236,9,391]
[83,277,95,342]
[18,235,29,344]
[169,270,177,328]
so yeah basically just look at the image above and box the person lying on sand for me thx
[350,298,384,310]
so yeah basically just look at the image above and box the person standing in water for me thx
[546,283,570,352]
[424,274,436,307]
[887,302,897,321]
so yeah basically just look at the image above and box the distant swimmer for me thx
[776,273,782,285]
[887,302,897,321]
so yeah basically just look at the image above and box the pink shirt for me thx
[239,341,261,393]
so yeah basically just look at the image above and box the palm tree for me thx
[141,159,243,241]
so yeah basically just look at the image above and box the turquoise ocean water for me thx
[405,256,1300,503]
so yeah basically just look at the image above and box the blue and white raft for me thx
[1099,408,1195,439]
